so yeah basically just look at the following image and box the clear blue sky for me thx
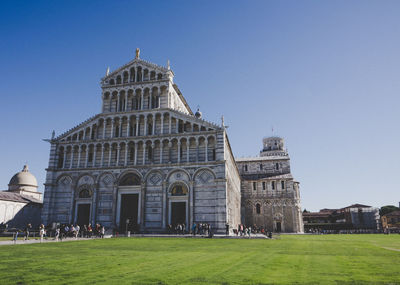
[1,1,399,211]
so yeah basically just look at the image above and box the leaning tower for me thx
[236,136,303,233]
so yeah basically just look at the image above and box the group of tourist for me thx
[55,223,105,240]
[166,222,213,236]
[192,222,212,236]
[306,228,384,234]
[167,223,187,234]
[12,223,106,242]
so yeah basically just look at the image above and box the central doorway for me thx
[119,194,139,233]
[171,202,186,226]
[77,204,91,226]
[276,222,282,232]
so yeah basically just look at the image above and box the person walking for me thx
[24,223,32,241]
[55,227,60,241]
[192,223,197,236]
[225,223,229,236]
[39,224,45,243]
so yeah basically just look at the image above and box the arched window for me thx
[123,71,128,83]
[119,173,141,186]
[150,71,156,80]
[157,73,162,80]
[170,184,188,196]
[256,203,261,214]
[147,146,153,160]
[275,163,279,170]
[109,79,115,85]
[116,75,122,84]
[130,67,135,82]
[129,147,135,161]
[79,188,92,198]
[58,148,64,168]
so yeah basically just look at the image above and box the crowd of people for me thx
[305,228,388,234]
[166,222,213,237]
[12,223,106,242]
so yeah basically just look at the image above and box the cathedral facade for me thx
[41,51,302,234]
[41,51,241,234]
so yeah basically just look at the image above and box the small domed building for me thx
[0,165,43,228]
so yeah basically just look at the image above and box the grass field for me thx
[0,234,399,284]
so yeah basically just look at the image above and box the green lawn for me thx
[0,235,399,284]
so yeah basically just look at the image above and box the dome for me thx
[8,165,38,192]
[195,108,202,119]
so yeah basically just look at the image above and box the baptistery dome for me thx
[8,165,38,192]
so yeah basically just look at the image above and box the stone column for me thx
[108,145,112,166]
[177,141,181,163]
[117,94,120,112]
[161,115,164,134]
[176,119,179,133]
[143,143,146,165]
[196,138,199,162]
[125,93,128,111]
[91,183,99,225]
[77,145,81,168]
[169,116,172,134]
[101,145,105,167]
[84,146,89,168]
[189,181,194,230]
[126,119,130,137]
[134,142,138,165]
[103,121,106,139]
[136,118,139,136]
[160,142,163,164]
[62,149,67,168]
[69,147,74,169]
[149,93,152,109]
[186,140,190,162]
[168,141,172,163]
[124,143,128,166]
[152,116,156,135]
[110,118,114,138]
[144,117,148,136]
[93,146,97,167]
[162,181,167,229]
[151,142,155,164]
[141,93,144,110]
[119,118,123,137]
[205,138,208,162]
[140,182,146,230]
[116,145,121,166]
[111,184,118,228]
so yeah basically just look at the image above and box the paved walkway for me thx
[0,233,269,246]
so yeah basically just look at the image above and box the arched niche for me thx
[119,173,141,186]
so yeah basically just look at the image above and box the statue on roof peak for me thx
[135,48,140,59]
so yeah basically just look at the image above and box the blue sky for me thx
[1,0,399,211]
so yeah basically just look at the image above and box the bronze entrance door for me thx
[77,204,91,226]
[171,202,186,226]
[276,222,282,232]
[120,194,139,233]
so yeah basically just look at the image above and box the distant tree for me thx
[303,209,310,213]
[379,205,400,216]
